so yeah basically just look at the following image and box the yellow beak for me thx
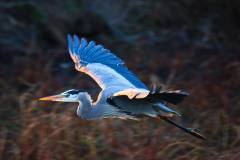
[38,94,65,101]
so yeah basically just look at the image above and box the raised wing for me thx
[67,35,148,94]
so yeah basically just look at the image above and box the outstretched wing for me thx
[67,35,148,94]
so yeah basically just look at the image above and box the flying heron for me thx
[39,35,206,140]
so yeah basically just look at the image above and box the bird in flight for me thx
[39,35,206,140]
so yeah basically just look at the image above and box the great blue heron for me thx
[39,35,206,140]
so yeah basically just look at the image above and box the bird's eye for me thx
[67,90,80,94]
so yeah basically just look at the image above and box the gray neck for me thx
[76,93,93,119]
[76,92,120,120]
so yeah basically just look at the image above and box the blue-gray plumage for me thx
[39,35,206,140]
[67,35,147,89]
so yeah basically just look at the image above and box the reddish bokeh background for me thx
[0,1,240,160]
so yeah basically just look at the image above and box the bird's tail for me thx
[150,88,188,118]
[148,89,189,105]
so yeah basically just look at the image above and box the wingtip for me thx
[73,35,80,53]
[67,34,73,44]
[73,34,79,41]
[67,34,73,53]
[80,37,88,45]
[67,34,88,46]
[67,33,72,38]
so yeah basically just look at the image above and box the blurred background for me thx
[0,0,240,159]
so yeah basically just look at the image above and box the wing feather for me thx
[67,34,148,95]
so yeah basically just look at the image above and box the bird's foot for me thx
[186,128,206,140]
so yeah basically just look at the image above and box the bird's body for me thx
[73,88,176,120]
[39,35,206,140]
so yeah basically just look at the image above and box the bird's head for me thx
[39,89,85,102]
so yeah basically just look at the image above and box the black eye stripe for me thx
[68,90,79,94]
[65,89,85,95]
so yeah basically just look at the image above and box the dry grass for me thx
[0,1,240,160]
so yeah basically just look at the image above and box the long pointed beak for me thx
[39,94,65,101]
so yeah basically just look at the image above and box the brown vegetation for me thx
[0,1,240,159]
